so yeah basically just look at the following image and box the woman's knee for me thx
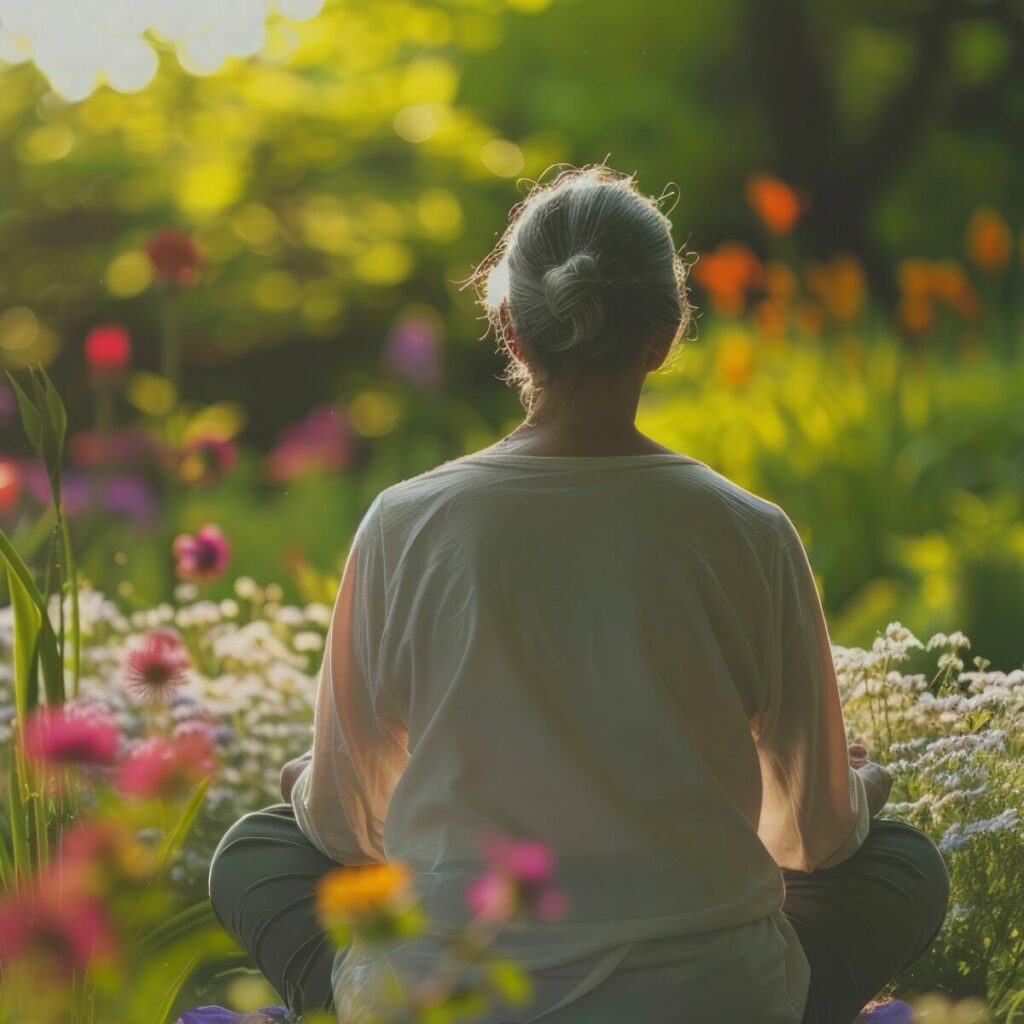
[873,820,951,933]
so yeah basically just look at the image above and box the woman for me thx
[208,163,950,1024]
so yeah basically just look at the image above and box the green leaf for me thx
[28,368,63,497]
[484,959,533,1006]
[5,370,43,458]
[158,775,212,866]
[135,900,218,957]
[0,526,64,708]
[6,563,41,723]
[150,950,200,1024]
[38,368,67,455]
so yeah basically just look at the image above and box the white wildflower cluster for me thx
[938,809,1021,853]
[0,579,333,891]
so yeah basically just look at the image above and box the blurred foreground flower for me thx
[0,456,21,511]
[854,998,915,1022]
[382,312,443,392]
[176,1009,291,1024]
[22,704,121,766]
[317,861,424,945]
[84,325,132,375]
[146,228,205,286]
[122,628,191,702]
[468,835,568,923]
[117,730,216,800]
[174,523,231,582]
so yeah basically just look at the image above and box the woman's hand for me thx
[280,751,313,802]
[848,736,869,769]
[849,736,892,817]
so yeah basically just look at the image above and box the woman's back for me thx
[292,449,870,1022]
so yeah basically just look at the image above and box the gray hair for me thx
[462,161,695,408]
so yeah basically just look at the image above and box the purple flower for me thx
[382,313,443,392]
[854,999,915,1023]
[22,462,92,517]
[176,1008,292,1024]
[102,475,157,526]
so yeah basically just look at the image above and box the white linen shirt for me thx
[290,449,872,1024]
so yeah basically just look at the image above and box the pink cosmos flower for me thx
[265,405,353,484]
[123,629,191,703]
[467,834,569,923]
[21,705,120,766]
[84,325,132,374]
[173,523,230,582]
[117,730,217,800]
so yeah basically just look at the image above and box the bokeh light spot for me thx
[105,251,154,296]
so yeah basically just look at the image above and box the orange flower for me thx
[763,261,797,301]
[753,298,787,337]
[745,173,803,235]
[930,261,979,320]
[898,294,933,335]
[966,206,1011,274]
[318,862,413,921]
[897,259,933,297]
[692,243,763,315]
[803,253,865,324]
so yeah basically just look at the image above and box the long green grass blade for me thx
[6,563,40,722]
[135,900,217,957]
[7,745,29,887]
[0,526,64,707]
[5,370,43,457]
[158,776,211,866]
[150,950,200,1024]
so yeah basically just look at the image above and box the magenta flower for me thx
[265,405,353,484]
[177,436,238,487]
[22,705,120,766]
[0,885,117,979]
[173,523,230,582]
[117,730,216,800]
[854,1000,916,1023]
[467,834,569,923]
[123,629,191,702]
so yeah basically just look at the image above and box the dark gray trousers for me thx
[208,807,950,1023]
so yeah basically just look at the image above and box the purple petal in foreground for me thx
[176,1007,291,1024]
[854,999,915,1023]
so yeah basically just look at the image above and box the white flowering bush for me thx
[2,593,1022,1015]
[0,577,329,897]
[834,624,1024,1011]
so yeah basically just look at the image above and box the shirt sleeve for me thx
[753,507,872,874]
[290,492,410,865]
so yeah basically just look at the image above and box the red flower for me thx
[0,457,21,511]
[22,705,121,766]
[84,325,132,374]
[145,228,205,285]
[173,523,231,583]
[123,629,191,703]
[117,730,216,800]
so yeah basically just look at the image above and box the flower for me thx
[745,173,803,235]
[0,457,21,511]
[58,819,161,891]
[177,436,238,487]
[123,629,191,702]
[966,206,1011,274]
[176,1008,292,1023]
[854,998,915,1023]
[84,325,132,374]
[692,243,764,316]
[146,228,205,285]
[102,474,158,527]
[265,405,354,484]
[467,835,569,923]
[117,730,217,800]
[22,705,120,766]
[802,253,866,325]
[382,313,444,392]
[0,884,117,979]
[173,524,231,583]
[318,863,414,920]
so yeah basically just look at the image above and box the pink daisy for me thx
[123,629,191,703]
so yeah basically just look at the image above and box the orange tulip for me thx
[803,253,865,325]
[692,242,764,315]
[966,206,1011,274]
[745,173,803,236]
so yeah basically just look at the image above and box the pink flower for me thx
[382,313,443,392]
[0,884,116,979]
[84,325,132,374]
[123,629,191,702]
[21,705,120,766]
[265,405,354,484]
[173,523,230,583]
[146,228,205,285]
[0,457,20,511]
[117,730,216,800]
[467,834,569,923]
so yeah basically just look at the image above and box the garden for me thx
[1,0,1023,1021]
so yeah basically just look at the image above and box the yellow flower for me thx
[317,862,413,920]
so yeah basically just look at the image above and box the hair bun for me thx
[542,253,604,350]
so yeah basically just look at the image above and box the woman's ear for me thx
[498,299,524,363]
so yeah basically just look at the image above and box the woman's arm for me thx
[280,751,312,802]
